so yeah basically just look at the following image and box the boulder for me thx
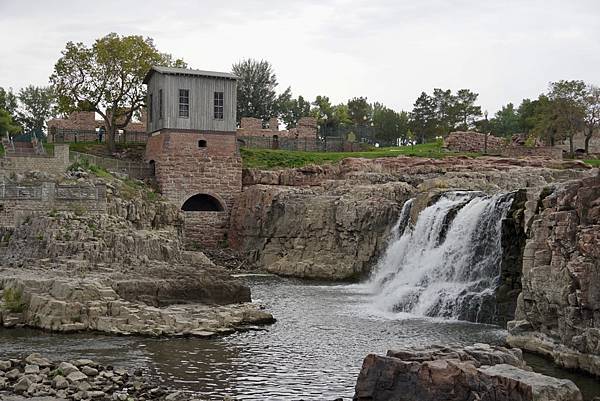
[353,346,583,401]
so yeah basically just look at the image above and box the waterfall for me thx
[367,192,513,323]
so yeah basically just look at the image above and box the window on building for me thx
[214,91,224,119]
[149,93,153,122]
[159,89,163,119]
[198,140,207,148]
[179,89,190,118]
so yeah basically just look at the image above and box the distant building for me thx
[143,66,241,248]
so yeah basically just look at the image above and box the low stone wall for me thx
[183,211,230,248]
[500,146,563,159]
[0,182,107,227]
[0,144,70,177]
[444,131,504,152]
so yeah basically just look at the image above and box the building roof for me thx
[143,66,238,83]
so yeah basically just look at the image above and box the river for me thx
[1,275,598,400]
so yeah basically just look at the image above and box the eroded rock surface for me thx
[231,156,593,280]
[508,173,600,376]
[353,345,583,401]
[0,172,273,337]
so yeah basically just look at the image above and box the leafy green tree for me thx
[0,87,21,137]
[347,96,372,125]
[372,104,409,145]
[531,94,565,147]
[489,103,521,137]
[583,84,600,154]
[232,59,278,124]
[50,33,185,152]
[517,98,539,134]
[311,95,335,127]
[17,85,57,136]
[0,87,19,116]
[276,88,311,128]
[453,89,482,130]
[410,92,436,143]
[546,80,587,154]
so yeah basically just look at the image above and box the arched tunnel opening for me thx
[181,193,224,212]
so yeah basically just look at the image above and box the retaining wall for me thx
[0,182,107,227]
[0,144,70,177]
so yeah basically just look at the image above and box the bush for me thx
[2,288,26,313]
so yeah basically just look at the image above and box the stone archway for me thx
[181,193,225,212]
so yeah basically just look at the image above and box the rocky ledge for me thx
[231,155,594,280]
[353,344,583,401]
[0,353,198,400]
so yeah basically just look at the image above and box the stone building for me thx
[143,66,241,248]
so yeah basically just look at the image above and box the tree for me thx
[347,97,372,125]
[517,98,539,134]
[232,59,278,124]
[0,87,21,137]
[276,88,311,129]
[531,94,565,147]
[410,92,436,143]
[50,33,185,152]
[583,84,600,154]
[372,104,409,145]
[17,85,57,136]
[431,88,456,137]
[489,103,521,137]
[453,89,482,130]
[547,80,587,155]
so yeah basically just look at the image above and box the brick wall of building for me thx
[183,211,230,248]
[145,130,242,248]
[0,182,107,227]
[0,144,70,177]
[145,131,242,209]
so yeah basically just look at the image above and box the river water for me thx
[1,275,599,400]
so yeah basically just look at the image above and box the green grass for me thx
[584,159,600,167]
[0,143,4,157]
[240,142,480,169]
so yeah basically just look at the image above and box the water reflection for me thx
[0,276,596,400]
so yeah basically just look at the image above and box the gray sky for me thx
[1,0,599,114]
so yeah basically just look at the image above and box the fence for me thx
[319,125,398,147]
[69,151,154,180]
[49,128,149,144]
[237,136,368,152]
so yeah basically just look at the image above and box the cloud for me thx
[0,0,599,113]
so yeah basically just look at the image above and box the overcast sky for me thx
[1,0,599,114]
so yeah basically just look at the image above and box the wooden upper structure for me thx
[143,66,238,134]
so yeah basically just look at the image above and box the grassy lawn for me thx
[240,142,481,169]
[584,159,600,167]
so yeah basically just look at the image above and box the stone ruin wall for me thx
[445,131,563,159]
[0,181,107,228]
[47,110,147,142]
[0,144,70,177]
[236,116,317,139]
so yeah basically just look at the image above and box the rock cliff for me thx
[508,173,600,376]
[231,156,592,280]
[0,171,274,337]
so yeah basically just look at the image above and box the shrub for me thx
[2,288,26,313]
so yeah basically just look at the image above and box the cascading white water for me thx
[367,192,513,323]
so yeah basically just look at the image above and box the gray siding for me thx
[146,73,237,133]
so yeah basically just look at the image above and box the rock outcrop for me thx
[0,171,274,337]
[231,156,592,280]
[507,173,600,376]
[353,344,583,401]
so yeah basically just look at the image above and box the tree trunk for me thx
[107,124,117,153]
[569,132,574,158]
[585,128,592,155]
